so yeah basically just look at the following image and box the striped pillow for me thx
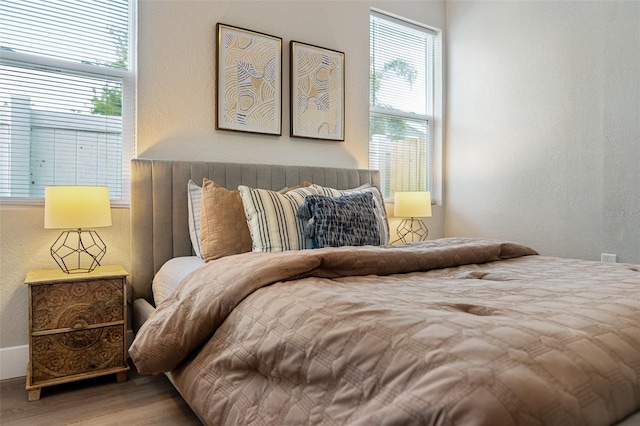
[310,184,390,245]
[238,185,318,252]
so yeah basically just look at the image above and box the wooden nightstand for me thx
[24,265,130,401]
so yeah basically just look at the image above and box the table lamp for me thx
[44,186,112,273]
[393,191,432,244]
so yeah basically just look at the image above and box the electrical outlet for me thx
[601,253,617,263]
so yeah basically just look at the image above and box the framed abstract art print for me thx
[216,24,282,135]
[290,41,345,141]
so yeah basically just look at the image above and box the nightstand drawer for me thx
[31,325,125,384]
[31,280,124,332]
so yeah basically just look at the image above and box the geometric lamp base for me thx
[50,229,106,273]
[395,218,429,244]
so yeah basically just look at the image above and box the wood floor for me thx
[0,361,202,425]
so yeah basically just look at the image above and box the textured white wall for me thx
[137,0,445,170]
[445,1,640,263]
[0,0,445,351]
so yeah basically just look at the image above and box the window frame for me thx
[0,1,137,207]
[369,9,443,205]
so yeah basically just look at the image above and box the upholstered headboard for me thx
[130,159,381,304]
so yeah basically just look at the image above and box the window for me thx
[0,0,135,204]
[369,10,440,201]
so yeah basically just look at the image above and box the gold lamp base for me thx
[395,218,429,244]
[50,229,106,273]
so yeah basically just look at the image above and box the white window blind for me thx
[0,0,134,203]
[369,11,437,199]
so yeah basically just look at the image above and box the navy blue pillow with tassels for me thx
[297,192,381,248]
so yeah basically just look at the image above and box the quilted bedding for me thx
[130,238,640,425]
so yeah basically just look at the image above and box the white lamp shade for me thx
[394,191,432,218]
[45,186,112,229]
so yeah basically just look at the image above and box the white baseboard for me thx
[0,345,28,381]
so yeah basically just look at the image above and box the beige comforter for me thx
[130,238,640,425]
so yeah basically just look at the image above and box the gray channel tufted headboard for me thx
[130,159,381,305]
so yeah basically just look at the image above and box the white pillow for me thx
[187,179,203,258]
[152,256,205,305]
[238,185,318,252]
[310,183,390,245]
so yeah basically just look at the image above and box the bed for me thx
[128,159,640,425]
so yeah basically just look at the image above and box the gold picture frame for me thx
[216,24,282,135]
[290,41,345,141]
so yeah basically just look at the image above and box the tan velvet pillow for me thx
[199,178,252,262]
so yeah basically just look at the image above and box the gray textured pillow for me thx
[298,192,380,248]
